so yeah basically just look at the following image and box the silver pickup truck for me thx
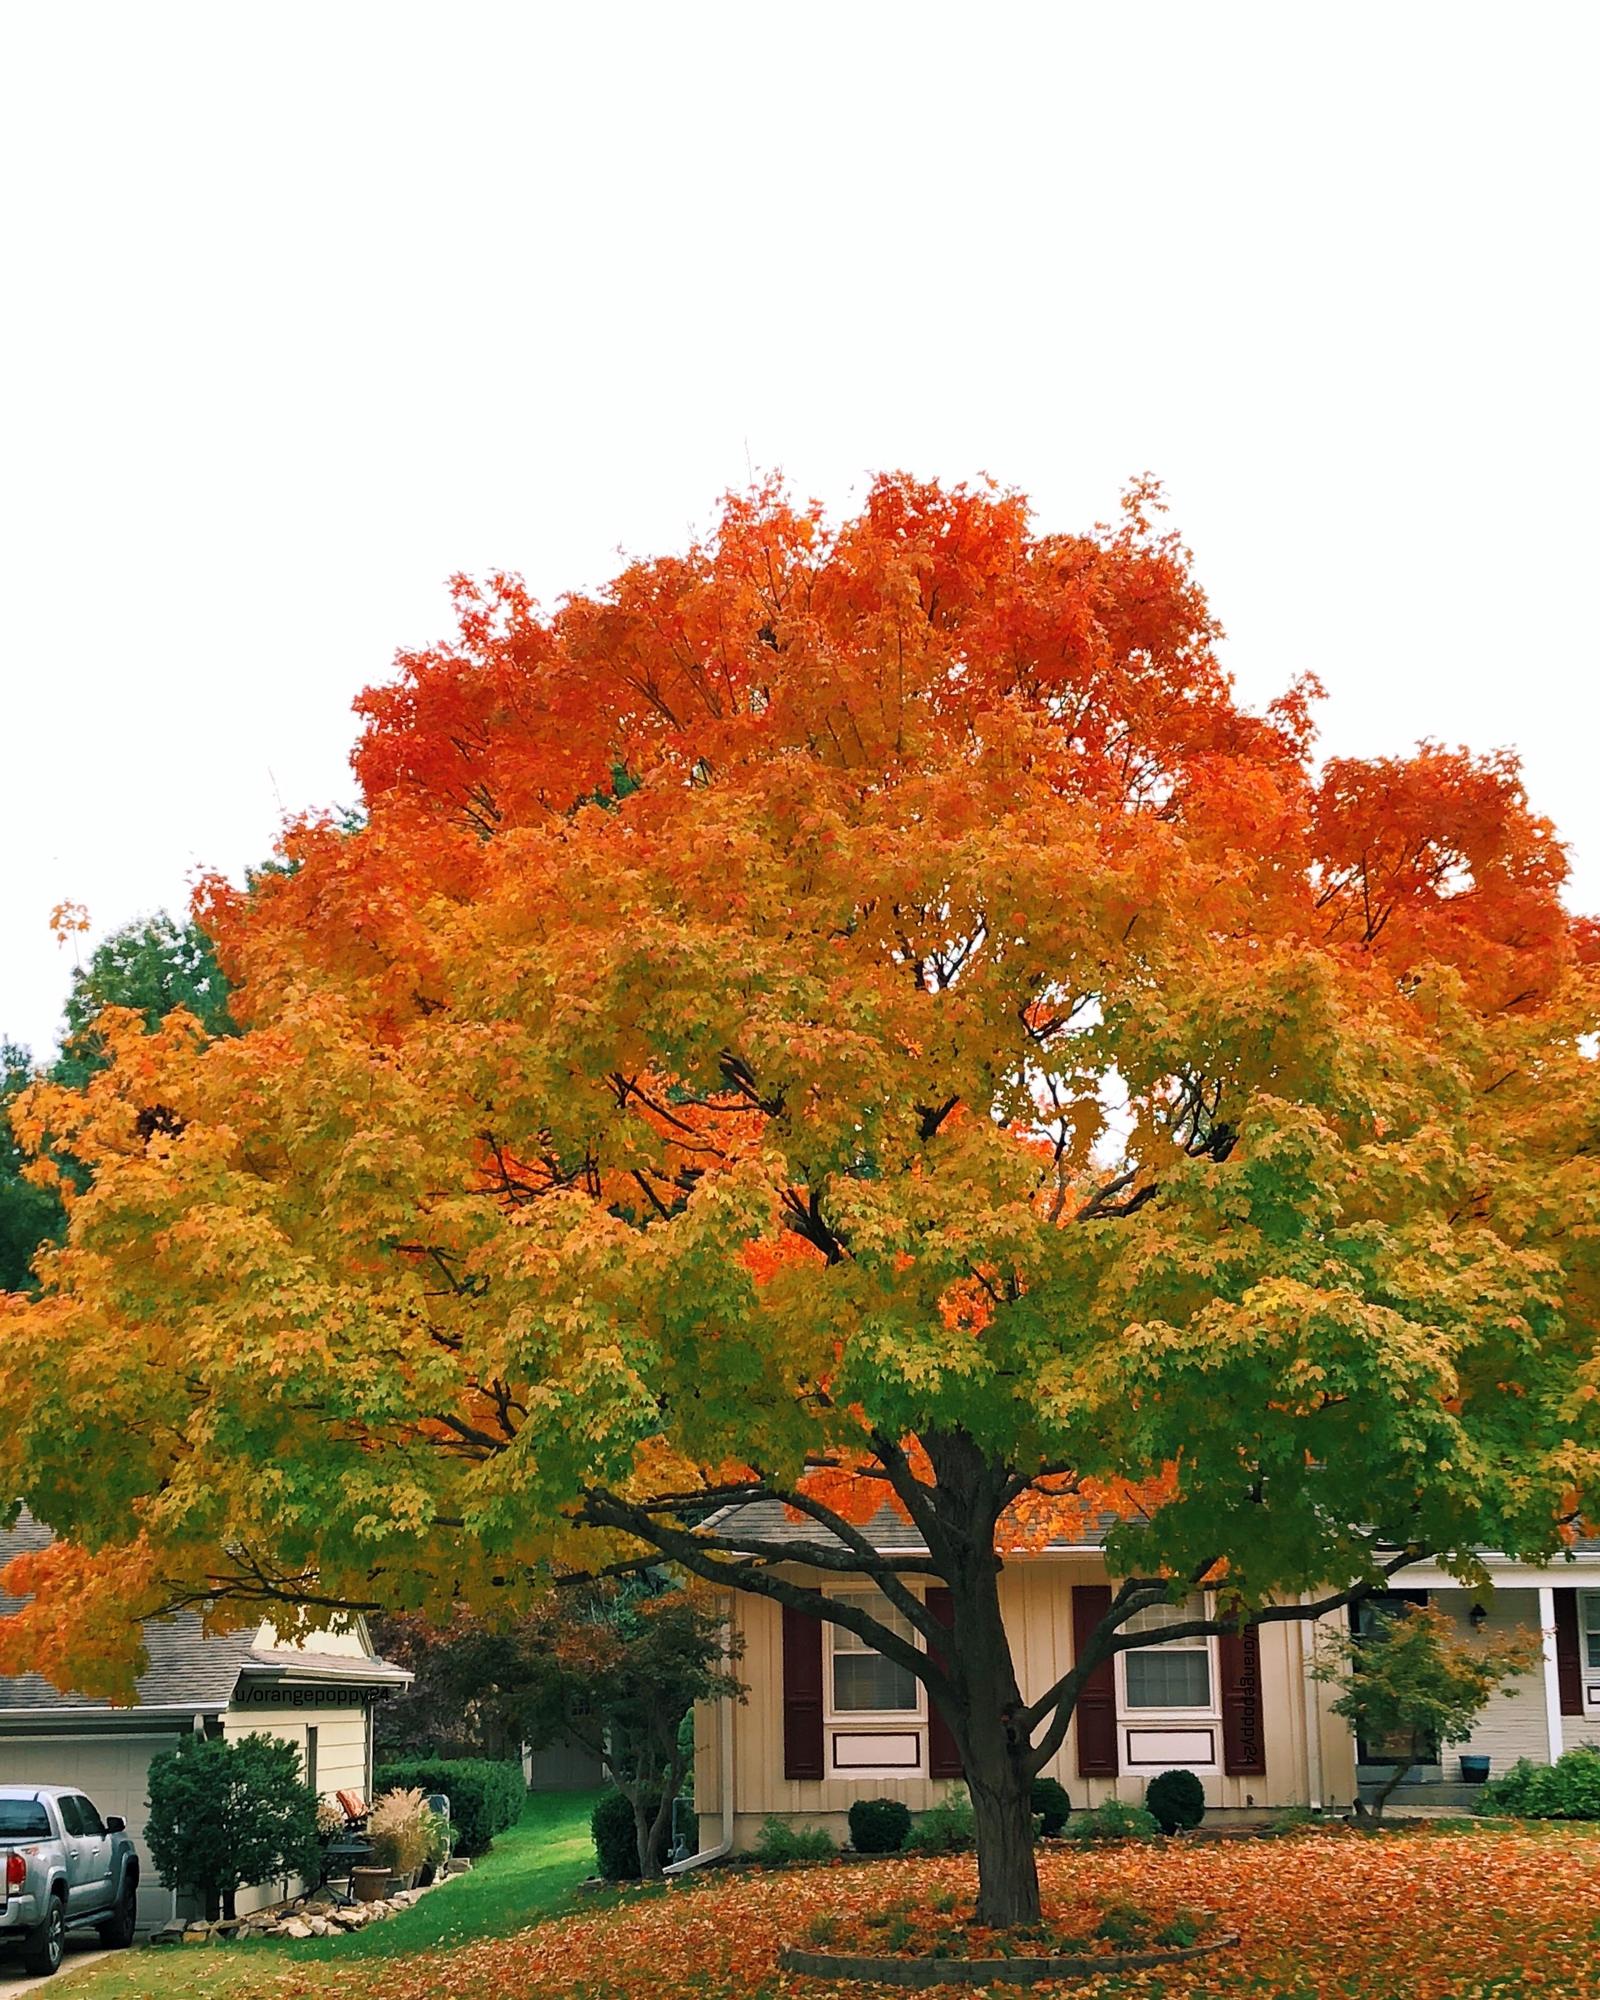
[0,1785,140,1978]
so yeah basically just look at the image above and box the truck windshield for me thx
[0,1801,51,1837]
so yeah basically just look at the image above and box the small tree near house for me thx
[527,1581,742,1877]
[375,1580,741,1878]
[1313,1602,1542,1818]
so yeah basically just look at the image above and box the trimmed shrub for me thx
[904,1786,976,1854]
[1030,1775,1072,1836]
[591,1789,663,1880]
[1063,1798,1161,1843]
[145,1733,320,1922]
[1483,1747,1600,1819]
[1145,1767,1206,1834]
[848,1796,912,1854]
[375,1758,525,1857]
[755,1815,836,1864]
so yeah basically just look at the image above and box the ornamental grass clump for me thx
[367,1787,433,1878]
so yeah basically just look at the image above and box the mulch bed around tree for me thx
[779,1934,1239,1987]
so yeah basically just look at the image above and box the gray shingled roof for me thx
[0,1513,407,1716]
[705,1499,1600,1563]
[706,1499,1115,1553]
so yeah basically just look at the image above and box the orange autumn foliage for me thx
[1,471,1596,1922]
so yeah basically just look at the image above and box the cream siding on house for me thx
[252,1619,373,1660]
[1437,1590,1550,1777]
[220,1703,371,1914]
[1560,1715,1600,1755]
[698,1557,1322,1850]
[221,1704,368,1796]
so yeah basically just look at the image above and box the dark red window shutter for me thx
[924,1586,963,1778]
[782,1602,826,1779]
[1554,1591,1584,1717]
[1072,1583,1119,1777]
[1219,1624,1267,1776]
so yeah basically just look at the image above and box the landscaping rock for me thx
[279,1917,315,1939]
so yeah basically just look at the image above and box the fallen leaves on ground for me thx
[313,1826,1600,1999]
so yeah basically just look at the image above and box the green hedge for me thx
[374,1758,526,1856]
[1482,1747,1600,1819]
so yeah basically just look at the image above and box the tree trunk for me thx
[965,1744,1041,1929]
[629,1788,656,1878]
[935,1496,1042,1928]
[1361,1746,1417,1821]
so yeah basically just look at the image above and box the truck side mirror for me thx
[105,1816,126,1833]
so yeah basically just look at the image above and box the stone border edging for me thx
[778,1932,1240,1987]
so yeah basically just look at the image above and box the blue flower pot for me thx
[1460,1755,1491,1785]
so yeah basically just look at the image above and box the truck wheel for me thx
[22,1891,65,1976]
[99,1877,138,1947]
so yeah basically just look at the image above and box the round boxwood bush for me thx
[591,1789,661,1880]
[1145,1767,1206,1834]
[847,1796,912,1854]
[1031,1775,1072,1836]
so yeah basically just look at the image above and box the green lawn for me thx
[54,1789,609,1999]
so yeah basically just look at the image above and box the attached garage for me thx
[0,1514,408,1928]
[0,1728,189,1928]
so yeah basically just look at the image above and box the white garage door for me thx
[0,1731,187,1929]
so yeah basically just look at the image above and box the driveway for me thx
[0,1936,115,1994]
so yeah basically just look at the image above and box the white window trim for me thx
[823,1587,927,1727]
[1580,1590,1600,1674]
[1115,1594,1222,1722]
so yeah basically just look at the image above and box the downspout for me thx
[663,1621,736,1876]
[1298,1607,1324,1812]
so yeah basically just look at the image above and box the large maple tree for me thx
[4,476,1598,1922]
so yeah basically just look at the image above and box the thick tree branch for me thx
[576,1487,955,1705]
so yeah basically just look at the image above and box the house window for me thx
[1122,1595,1212,1710]
[1582,1594,1600,1671]
[829,1591,921,1715]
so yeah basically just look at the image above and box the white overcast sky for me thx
[3,3,1595,1060]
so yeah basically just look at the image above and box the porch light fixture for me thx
[1469,1602,1488,1632]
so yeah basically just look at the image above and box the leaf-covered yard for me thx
[41,1790,601,2000]
[347,1825,1600,2000]
[38,1820,1600,2000]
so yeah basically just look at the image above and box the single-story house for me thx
[689,1501,1600,1853]
[0,1514,409,1926]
